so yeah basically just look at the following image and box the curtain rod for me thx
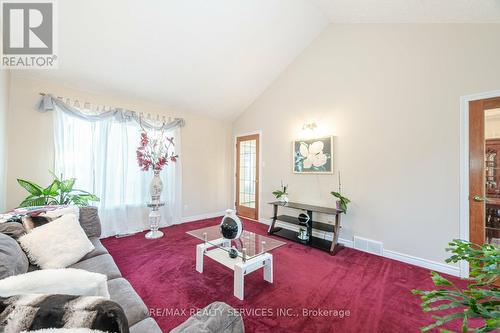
[38,92,176,123]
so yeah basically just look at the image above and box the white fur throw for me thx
[23,329,107,333]
[0,268,109,298]
[18,214,94,269]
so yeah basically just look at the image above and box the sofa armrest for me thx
[79,206,102,239]
[170,302,244,333]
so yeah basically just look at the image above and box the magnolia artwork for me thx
[293,136,333,174]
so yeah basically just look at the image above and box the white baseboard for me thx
[181,211,225,223]
[260,218,459,277]
[383,249,459,276]
[338,238,354,248]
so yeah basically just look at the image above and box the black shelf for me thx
[275,215,334,232]
[270,227,333,252]
[268,201,344,255]
[269,201,342,215]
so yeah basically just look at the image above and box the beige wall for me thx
[6,73,232,218]
[0,70,9,212]
[233,24,500,265]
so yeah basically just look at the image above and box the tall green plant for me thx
[17,172,99,207]
[412,240,500,332]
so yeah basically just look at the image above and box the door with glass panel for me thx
[469,97,500,246]
[236,134,260,220]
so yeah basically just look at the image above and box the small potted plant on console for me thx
[331,171,350,213]
[272,181,289,204]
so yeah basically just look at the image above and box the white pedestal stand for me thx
[145,202,165,239]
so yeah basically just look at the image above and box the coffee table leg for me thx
[263,254,273,283]
[196,244,204,273]
[234,263,244,300]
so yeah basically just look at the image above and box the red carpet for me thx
[102,218,467,333]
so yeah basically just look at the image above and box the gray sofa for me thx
[74,206,161,332]
[0,207,245,333]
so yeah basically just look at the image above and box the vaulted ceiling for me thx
[23,0,500,119]
[312,0,500,23]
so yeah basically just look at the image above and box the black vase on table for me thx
[220,209,242,239]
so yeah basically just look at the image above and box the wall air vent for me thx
[353,236,383,256]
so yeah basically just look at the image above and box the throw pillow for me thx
[78,206,101,238]
[0,221,26,239]
[18,213,94,269]
[0,268,109,298]
[0,233,29,279]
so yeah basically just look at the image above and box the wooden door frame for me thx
[234,131,262,221]
[469,98,500,248]
[460,90,500,278]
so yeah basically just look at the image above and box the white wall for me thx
[233,24,500,266]
[0,70,9,212]
[6,73,232,219]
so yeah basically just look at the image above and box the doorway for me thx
[468,97,500,246]
[235,134,260,220]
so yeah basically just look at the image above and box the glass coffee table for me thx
[187,225,286,300]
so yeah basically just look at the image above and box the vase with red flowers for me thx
[136,130,178,239]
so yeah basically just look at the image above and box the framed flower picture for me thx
[293,136,333,174]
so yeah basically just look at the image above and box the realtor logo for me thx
[1,0,57,68]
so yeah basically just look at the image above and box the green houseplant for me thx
[17,172,100,207]
[330,191,350,213]
[272,181,289,203]
[412,240,500,332]
[331,171,350,212]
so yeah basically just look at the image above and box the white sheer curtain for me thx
[53,106,182,238]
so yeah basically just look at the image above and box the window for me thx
[53,105,181,237]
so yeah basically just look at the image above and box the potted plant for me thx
[412,240,500,332]
[331,191,350,213]
[272,181,289,203]
[331,171,350,212]
[17,172,99,207]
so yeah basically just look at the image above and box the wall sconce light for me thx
[302,122,317,131]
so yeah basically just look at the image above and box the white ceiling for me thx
[312,0,500,23]
[23,0,500,119]
[26,0,328,119]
